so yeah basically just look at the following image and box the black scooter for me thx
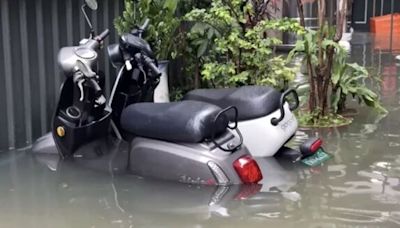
[33,0,263,186]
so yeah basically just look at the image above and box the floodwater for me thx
[1,33,400,227]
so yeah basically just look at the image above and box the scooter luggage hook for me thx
[211,106,243,152]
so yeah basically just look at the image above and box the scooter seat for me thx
[184,86,281,121]
[120,101,229,143]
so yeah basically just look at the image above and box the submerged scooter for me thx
[32,0,263,186]
[30,152,303,227]
[107,17,325,160]
[184,87,324,158]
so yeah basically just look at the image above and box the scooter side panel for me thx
[234,103,298,157]
[128,137,248,185]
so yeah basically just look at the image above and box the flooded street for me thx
[1,33,400,227]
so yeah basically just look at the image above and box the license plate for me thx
[301,148,331,167]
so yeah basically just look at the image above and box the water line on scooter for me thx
[108,147,127,214]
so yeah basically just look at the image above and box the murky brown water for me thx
[1,33,400,227]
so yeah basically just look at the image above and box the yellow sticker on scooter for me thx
[56,126,65,137]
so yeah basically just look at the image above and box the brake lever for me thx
[134,53,147,83]
[77,79,85,102]
[138,63,147,83]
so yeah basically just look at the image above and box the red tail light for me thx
[310,138,323,153]
[233,155,263,184]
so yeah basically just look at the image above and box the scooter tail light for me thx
[233,155,263,184]
[310,138,323,153]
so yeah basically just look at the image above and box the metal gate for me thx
[0,0,124,151]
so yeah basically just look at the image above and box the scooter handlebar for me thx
[95,29,110,42]
[88,78,103,96]
[142,55,161,77]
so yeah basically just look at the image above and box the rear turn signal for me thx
[233,155,262,184]
[310,138,323,153]
[300,137,323,157]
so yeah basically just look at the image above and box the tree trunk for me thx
[194,60,200,89]
[296,0,306,27]
[317,0,326,64]
[307,58,317,112]
[296,0,348,119]
[297,0,317,112]
[334,0,348,42]
[323,46,335,114]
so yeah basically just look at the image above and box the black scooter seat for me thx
[120,101,229,143]
[184,86,281,121]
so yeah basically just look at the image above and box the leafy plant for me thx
[289,26,386,126]
[184,0,304,88]
[169,87,184,101]
[331,47,386,114]
[296,111,353,128]
[292,0,348,118]
[289,0,387,127]
[114,0,181,60]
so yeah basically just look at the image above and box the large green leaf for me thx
[347,62,369,76]
[287,40,305,62]
[197,40,209,58]
[163,0,178,13]
[322,39,342,51]
[331,88,341,113]
[332,64,346,85]
[191,22,207,36]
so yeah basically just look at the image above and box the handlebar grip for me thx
[143,55,161,77]
[96,29,110,42]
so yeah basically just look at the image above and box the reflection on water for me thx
[1,33,400,227]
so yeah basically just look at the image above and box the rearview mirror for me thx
[85,0,98,10]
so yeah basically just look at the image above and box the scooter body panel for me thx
[33,132,248,185]
[128,134,247,185]
[234,103,298,157]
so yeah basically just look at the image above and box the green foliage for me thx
[289,27,387,120]
[169,87,184,101]
[331,46,387,114]
[185,0,304,88]
[114,0,181,60]
[296,111,353,128]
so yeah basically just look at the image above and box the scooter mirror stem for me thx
[81,4,95,38]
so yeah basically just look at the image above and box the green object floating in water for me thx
[301,148,331,167]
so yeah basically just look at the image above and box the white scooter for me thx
[184,86,310,157]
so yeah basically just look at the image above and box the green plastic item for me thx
[301,148,331,167]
